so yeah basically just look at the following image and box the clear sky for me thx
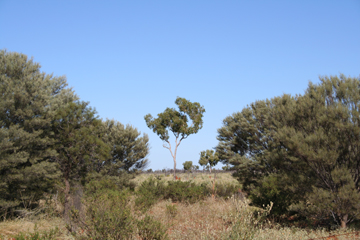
[1,1,359,170]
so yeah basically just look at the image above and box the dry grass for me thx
[0,217,73,239]
[1,198,359,240]
[142,196,359,240]
[144,197,233,239]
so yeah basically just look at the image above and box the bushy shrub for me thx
[214,182,241,199]
[135,178,166,212]
[135,178,211,212]
[248,174,296,217]
[164,181,208,204]
[71,188,134,239]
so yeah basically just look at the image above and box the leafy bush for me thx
[164,181,209,204]
[137,215,169,240]
[71,188,134,239]
[135,178,212,212]
[248,174,296,217]
[214,182,241,199]
[135,178,166,212]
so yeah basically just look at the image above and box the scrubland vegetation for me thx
[1,173,359,239]
[1,50,360,239]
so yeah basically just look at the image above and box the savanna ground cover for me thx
[1,172,359,240]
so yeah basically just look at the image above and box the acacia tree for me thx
[275,75,360,228]
[216,75,360,228]
[199,149,219,174]
[0,50,75,217]
[51,101,110,222]
[94,119,149,187]
[145,97,205,180]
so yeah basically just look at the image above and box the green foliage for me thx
[51,101,111,221]
[0,50,74,217]
[183,161,193,172]
[164,181,208,204]
[84,177,123,196]
[145,97,205,179]
[199,149,219,173]
[249,174,295,216]
[0,50,149,219]
[214,182,242,199]
[137,215,169,240]
[52,101,110,183]
[144,97,205,142]
[135,178,211,212]
[135,178,166,212]
[71,188,134,240]
[100,119,149,174]
[216,74,360,228]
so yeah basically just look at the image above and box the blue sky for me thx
[1,1,359,170]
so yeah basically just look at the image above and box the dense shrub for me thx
[71,188,134,239]
[135,178,212,212]
[135,177,243,213]
[214,182,242,199]
[164,181,208,204]
[248,174,296,217]
[135,178,166,212]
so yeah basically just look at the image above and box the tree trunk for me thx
[173,157,176,180]
[341,214,348,228]
[64,178,71,223]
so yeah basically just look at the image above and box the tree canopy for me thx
[216,74,360,228]
[183,161,193,172]
[0,50,150,218]
[99,119,149,175]
[199,149,219,174]
[0,50,75,216]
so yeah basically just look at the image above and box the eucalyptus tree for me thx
[199,149,219,174]
[0,50,76,217]
[145,97,205,180]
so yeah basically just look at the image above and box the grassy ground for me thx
[0,217,72,239]
[145,197,359,240]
